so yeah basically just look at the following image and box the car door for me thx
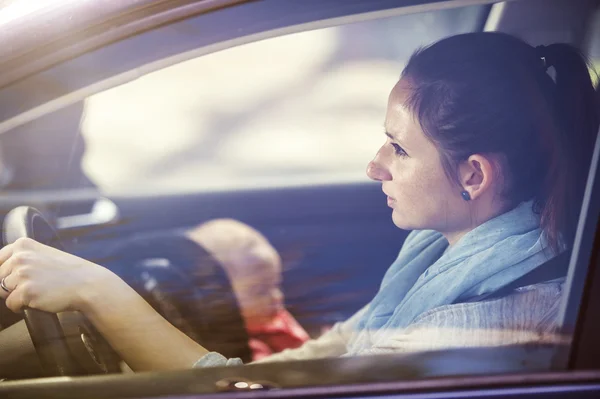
[0,0,599,397]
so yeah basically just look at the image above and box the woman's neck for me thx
[441,200,513,246]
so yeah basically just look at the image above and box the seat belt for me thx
[466,250,571,302]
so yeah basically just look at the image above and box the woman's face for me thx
[367,79,470,235]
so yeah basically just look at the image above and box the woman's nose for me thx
[366,159,392,182]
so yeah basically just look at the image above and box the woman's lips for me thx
[383,189,395,207]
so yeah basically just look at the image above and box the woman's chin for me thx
[391,212,415,230]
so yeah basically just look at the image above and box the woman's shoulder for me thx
[372,280,565,354]
[417,279,564,328]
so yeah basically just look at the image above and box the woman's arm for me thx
[80,272,208,371]
[0,238,208,371]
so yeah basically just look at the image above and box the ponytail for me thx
[400,32,599,254]
[536,44,599,251]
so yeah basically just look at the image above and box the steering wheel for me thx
[1,206,121,377]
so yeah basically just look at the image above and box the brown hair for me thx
[401,32,599,252]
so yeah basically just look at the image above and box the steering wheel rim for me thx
[2,206,119,376]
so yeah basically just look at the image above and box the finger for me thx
[11,237,36,251]
[5,287,26,313]
[0,251,37,303]
[1,271,18,292]
[0,249,28,281]
[0,268,23,300]
[0,244,13,270]
[0,276,10,300]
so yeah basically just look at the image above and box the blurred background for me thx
[80,7,485,195]
[3,5,598,196]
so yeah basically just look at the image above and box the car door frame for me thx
[0,0,599,397]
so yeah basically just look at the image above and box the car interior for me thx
[0,0,599,397]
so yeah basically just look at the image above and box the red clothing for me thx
[246,309,310,361]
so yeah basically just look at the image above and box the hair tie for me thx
[535,45,552,71]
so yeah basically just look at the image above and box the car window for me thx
[1,0,599,394]
[80,6,484,195]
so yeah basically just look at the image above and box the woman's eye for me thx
[391,143,408,157]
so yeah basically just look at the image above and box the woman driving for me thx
[0,32,598,371]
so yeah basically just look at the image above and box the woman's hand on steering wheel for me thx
[0,236,209,372]
[0,237,116,314]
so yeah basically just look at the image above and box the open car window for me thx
[0,0,599,397]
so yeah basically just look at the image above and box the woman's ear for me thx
[457,154,497,201]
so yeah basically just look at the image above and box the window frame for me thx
[563,125,600,370]
[0,0,496,135]
[0,0,599,397]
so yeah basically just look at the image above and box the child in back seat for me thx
[187,219,309,361]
